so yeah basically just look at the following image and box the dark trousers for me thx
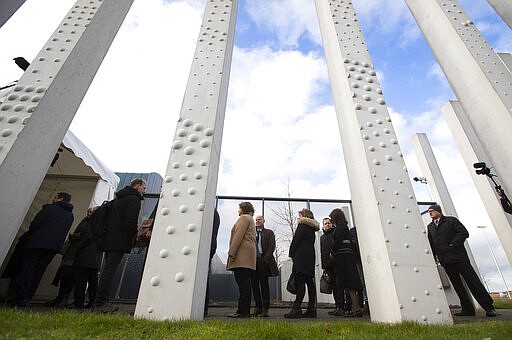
[74,267,98,306]
[17,248,57,301]
[233,268,252,316]
[55,276,74,301]
[293,272,316,310]
[443,260,494,311]
[95,251,124,306]
[325,268,338,307]
[250,257,271,310]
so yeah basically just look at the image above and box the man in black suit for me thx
[427,204,496,317]
[250,215,279,317]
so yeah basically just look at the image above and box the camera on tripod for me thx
[473,162,492,176]
[473,162,512,215]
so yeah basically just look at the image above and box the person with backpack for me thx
[93,178,145,313]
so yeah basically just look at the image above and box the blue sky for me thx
[1,0,511,292]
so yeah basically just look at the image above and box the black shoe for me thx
[327,308,338,315]
[14,299,29,307]
[261,309,269,317]
[252,308,263,317]
[284,308,302,319]
[486,309,497,317]
[454,310,475,316]
[344,309,363,318]
[333,308,345,316]
[226,312,250,318]
[44,298,63,307]
[302,309,317,318]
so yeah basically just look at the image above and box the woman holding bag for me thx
[284,208,320,319]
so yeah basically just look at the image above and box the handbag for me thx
[320,270,333,294]
[286,272,297,294]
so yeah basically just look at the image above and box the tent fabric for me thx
[62,130,119,189]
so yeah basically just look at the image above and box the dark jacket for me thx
[258,227,279,277]
[210,209,220,260]
[24,200,74,252]
[331,221,353,256]
[289,217,320,277]
[102,186,144,253]
[427,215,469,265]
[320,227,336,269]
[73,217,101,269]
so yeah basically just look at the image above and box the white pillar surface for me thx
[134,0,237,321]
[412,133,480,309]
[314,0,451,324]
[442,101,512,266]
[404,0,512,232]
[487,0,512,30]
[498,53,512,75]
[0,0,26,28]
[0,0,133,267]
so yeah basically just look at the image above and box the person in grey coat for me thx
[427,204,496,317]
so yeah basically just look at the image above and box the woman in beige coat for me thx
[226,202,256,318]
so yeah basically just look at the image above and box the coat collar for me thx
[298,217,320,231]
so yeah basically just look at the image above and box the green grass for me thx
[493,297,512,309]
[1,308,512,339]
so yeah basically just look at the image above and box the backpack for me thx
[89,199,115,245]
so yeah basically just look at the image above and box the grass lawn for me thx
[1,307,512,339]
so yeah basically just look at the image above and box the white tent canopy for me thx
[0,129,119,299]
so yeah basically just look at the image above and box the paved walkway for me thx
[13,302,509,323]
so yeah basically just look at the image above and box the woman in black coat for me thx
[329,208,362,317]
[285,208,320,319]
[72,208,101,309]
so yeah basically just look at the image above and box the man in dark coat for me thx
[250,215,279,317]
[15,192,74,306]
[427,204,496,317]
[320,217,338,314]
[94,178,145,313]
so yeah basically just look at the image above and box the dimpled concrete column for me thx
[0,0,133,268]
[412,133,480,310]
[314,0,452,323]
[134,0,237,321]
[0,0,26,28]
[406,0,512,287]
[487,0,512,30]
[442,101,512,266]
[405,0,512,242]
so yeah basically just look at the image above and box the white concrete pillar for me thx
[314,0,451,324]
[487,0,512,30]
[442,101,512,266]
[404,1,512,237]
[412,133,481,309]
[0,0,133,268]
[498,53,512,74]
[0,0,26,28]
[134,0,238,321]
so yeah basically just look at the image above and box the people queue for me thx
[2,189,497,319]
